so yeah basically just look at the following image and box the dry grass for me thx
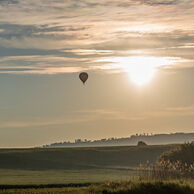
[137,143,194,180]
[0,180,194,194]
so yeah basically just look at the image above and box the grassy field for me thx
[0,144,176,170]
[0,145,177,185]
[0,144,192,193]
[0,180,194,194]
[0,169,137,185]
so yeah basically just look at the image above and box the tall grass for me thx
[137,142,194,180]
[159,142,194,165]
[137,161,194,180]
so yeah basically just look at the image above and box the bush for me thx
[158,142,194,165]
[137,143,194,180]
[137,141,147,146]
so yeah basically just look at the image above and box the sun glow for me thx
[97,56,180,86]
[127,62,156,85]
[124,56,165,86]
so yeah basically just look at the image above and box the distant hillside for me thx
[41,133,194,148]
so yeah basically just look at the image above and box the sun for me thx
[97,56,180,86]
[127,63,156,86]
[124,57,160,86]
[124,56,177,86]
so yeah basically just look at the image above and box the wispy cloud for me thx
[135,106,194,119]
[77,109,147,121]
[77,105,194,122]
[0,0,193,74]
[0,116,94,128]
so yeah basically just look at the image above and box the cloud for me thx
[0,0,18,5]
[0,0,193,74]
[143,106,194,119]
[0,105,194,129]
[76,109,147,121]
[0,115,95,128]
[78,106,194,122]
[137,0,179,6]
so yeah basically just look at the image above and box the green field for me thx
[0,144,193,193]
[0,169,136,185]
[0,145,176,170]
[0,145,177,185]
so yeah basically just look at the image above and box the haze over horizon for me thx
[0,0,194,147]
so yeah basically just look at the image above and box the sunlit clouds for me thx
[0,0,193,75]
[96,56,182,85]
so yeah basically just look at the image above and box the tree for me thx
[137,141,147,146]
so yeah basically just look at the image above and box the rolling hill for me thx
[0,144,177,170]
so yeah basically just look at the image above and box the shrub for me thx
[137,141,147,146]
[138,143,194,180]
[158,142,194,165]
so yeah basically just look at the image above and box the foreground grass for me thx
[0,180,194,194]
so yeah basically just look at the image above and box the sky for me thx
[0,0,194,147]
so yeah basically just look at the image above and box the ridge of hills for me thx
[42,132,194,148]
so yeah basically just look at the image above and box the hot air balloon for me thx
[79,72,88,84]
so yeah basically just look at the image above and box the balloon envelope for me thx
[79,72,88,84]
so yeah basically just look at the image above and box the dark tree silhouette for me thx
[137,141,147,146]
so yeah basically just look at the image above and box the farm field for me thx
[0,144,176,171]
[0,169,136,185]
[0,144,177,185]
